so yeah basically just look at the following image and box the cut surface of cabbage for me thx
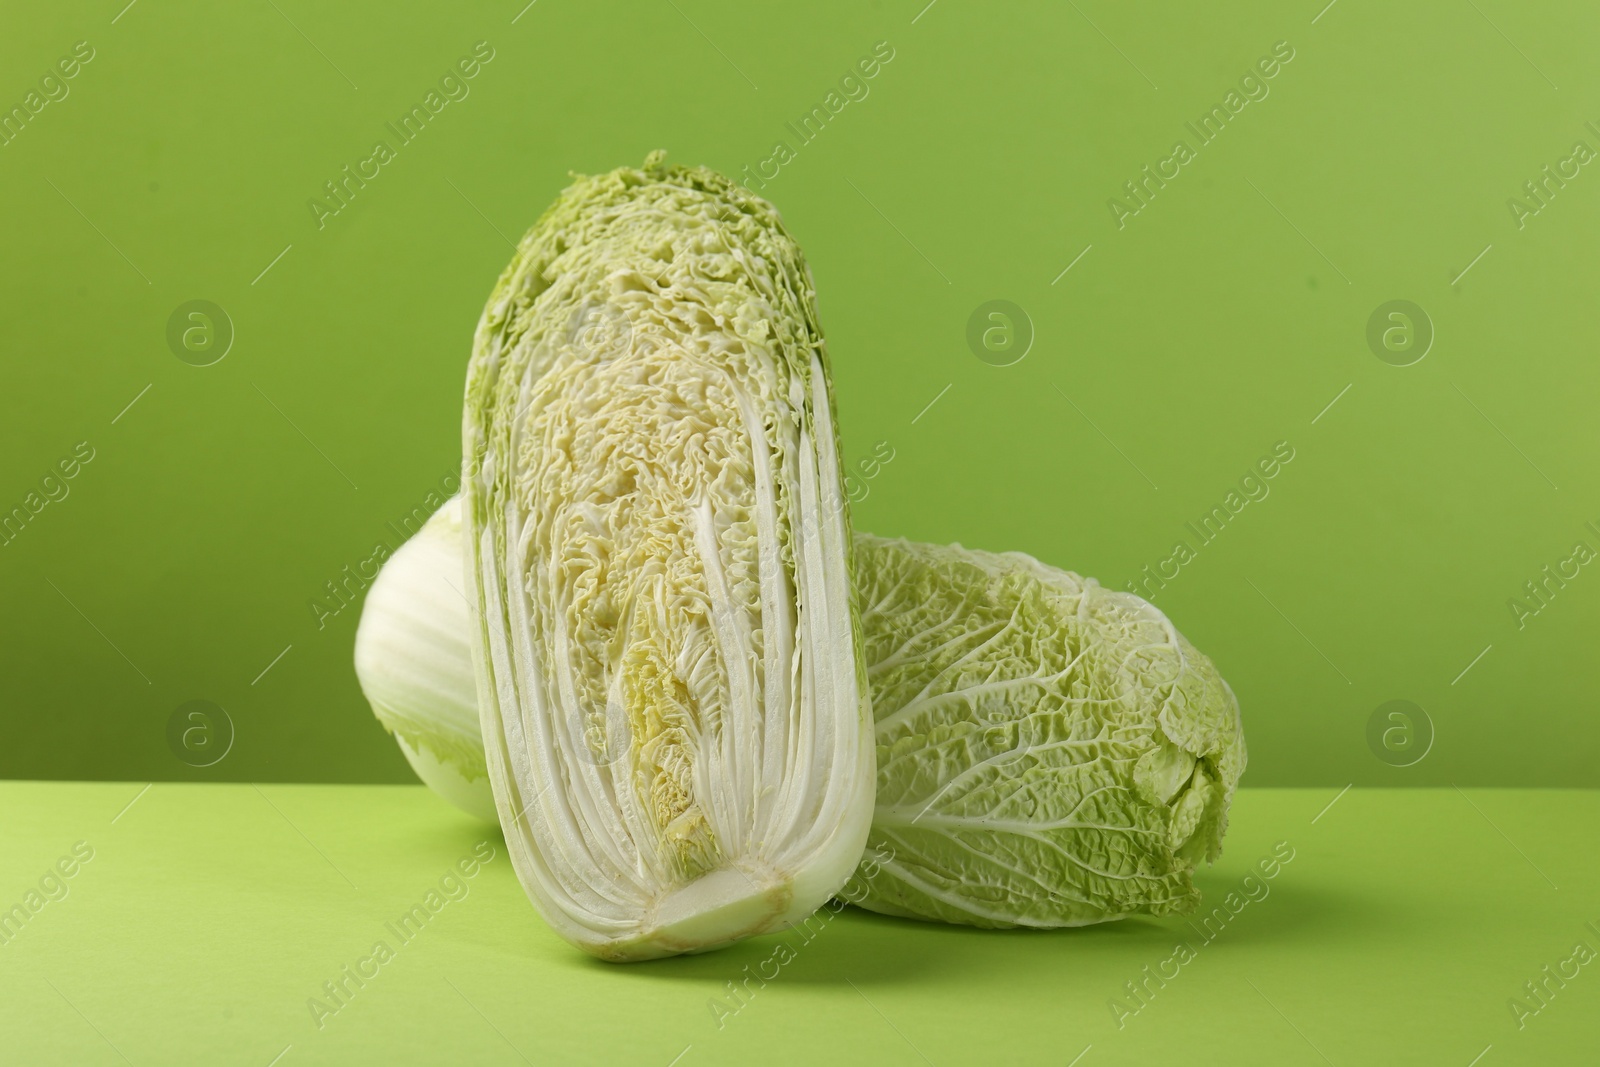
[461,156,873,960]
[853,535,1246,928]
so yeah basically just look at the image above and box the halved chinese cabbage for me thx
[460,156,873,960]
[853,535,1245,928]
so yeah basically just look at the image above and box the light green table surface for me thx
[1,783,1595,1065]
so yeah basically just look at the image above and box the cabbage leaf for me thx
[852,535,1246,928]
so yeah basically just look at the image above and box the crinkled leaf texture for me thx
[854,535,1246,929]
[462,155,874,961]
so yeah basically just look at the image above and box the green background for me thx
[2,0,1597,789]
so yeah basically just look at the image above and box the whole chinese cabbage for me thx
[460,155,873,961]
[854,535,1245,927]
